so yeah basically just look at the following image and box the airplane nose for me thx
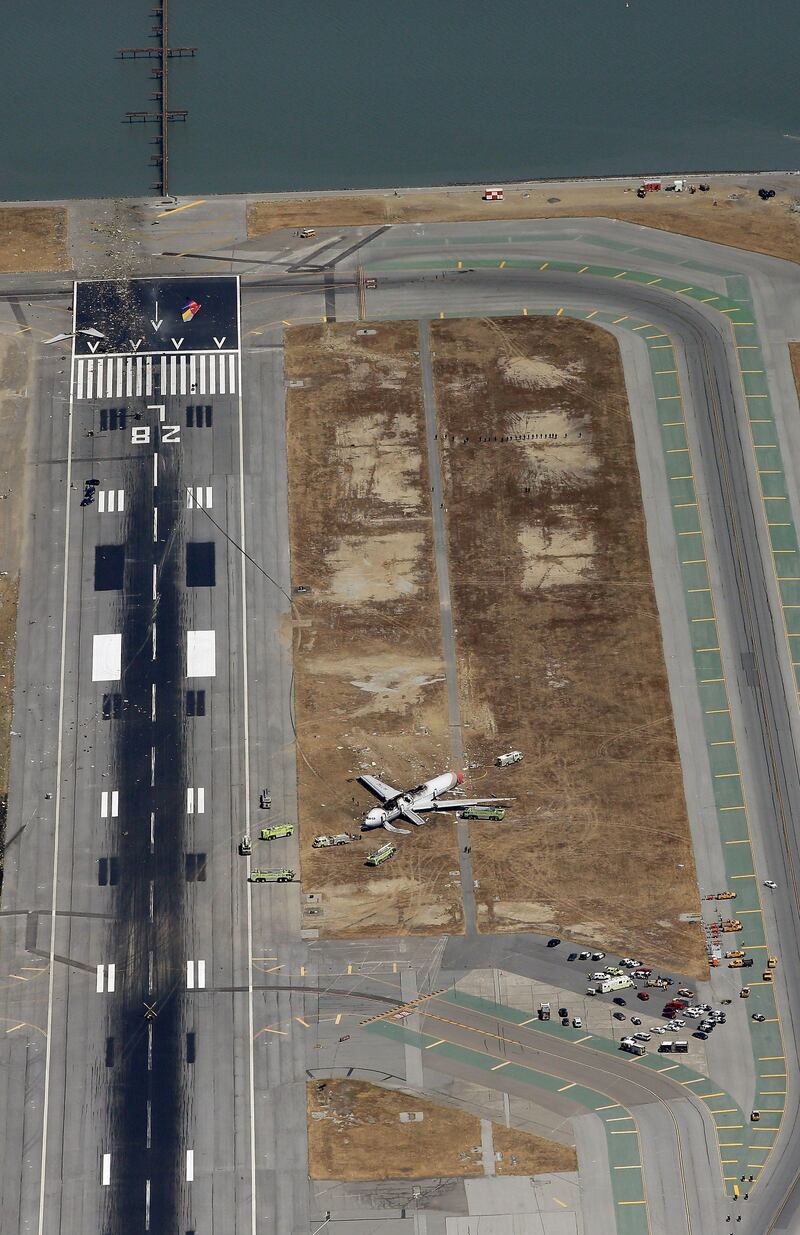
[456,771,464,785]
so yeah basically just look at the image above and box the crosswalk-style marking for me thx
[187,486,213,510]
[98,490,125,513]
[187,787,205,814]
[100,790,119,818]
[75,352,237,401]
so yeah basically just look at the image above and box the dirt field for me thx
[0,207,69,273]
[307,1079,576,1180]
[0,337,32,877]
[431,318,706,977]
[248,180,800,266]
[285,322,463,936]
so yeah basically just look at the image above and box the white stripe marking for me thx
[98,490,106,513]
[187,960,195,989]
[197,787,205,814]
[136,356,143,397]
[76,359,85,400]
[107,963,115,992]
[126,357,134,397]
[197,959,206,988]
[153,452,158,487]
[209,353,216,395]
[179,355,187,394]
[96,964,104,993]
[190,353,197,392]
[187,787,194,814]
[102,1153,111,1186]
[92,633,121,681]
[186,1150,194,1182]
[96,358,104,398]
[187,629,216,677]
[199,353,206,392]
[218,353,226,395]
[118,488,124,512]
[229,352,236,391]
[111,791,118,817]
[86,359,94,400]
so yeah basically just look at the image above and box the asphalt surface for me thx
[1,214,800,1235]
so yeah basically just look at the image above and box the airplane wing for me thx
[358,774,400,802]
[384,821,411,835]
[430,798,511,810]
[399,806,427,827]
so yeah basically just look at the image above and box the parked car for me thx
[630,1017,642,1026]
[613,1011,626,1020]
[613,997,627,1006]
[637,991,650,1001]
[694,1031,709,1040]
[546,938,560,948]
[567,953,578,962]
[558,1008,568,1018]
[752,1013,766,1022]
[591,952,606,961]
[561,1017,570,1026]
[572,1017,582,1028]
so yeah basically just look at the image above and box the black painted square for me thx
[186,542,215,587]
[95,545,124,591]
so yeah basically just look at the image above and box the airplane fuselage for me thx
[363,771,463,829]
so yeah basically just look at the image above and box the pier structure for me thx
[118,0,196,196]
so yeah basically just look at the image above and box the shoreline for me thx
[1,167,798,212]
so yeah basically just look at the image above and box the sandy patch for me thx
[519,524,596,589]
[500,355,584,389]
[324,530,425,603]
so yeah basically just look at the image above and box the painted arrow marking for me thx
[213,336,227,349]
[171,338,184,350]
[129,339,143,352]
[150,300,163,331]
[87,341,101,353]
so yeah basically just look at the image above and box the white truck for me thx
[620,1037,646,1056]
[495,750,523,767]
[587,975,635,995]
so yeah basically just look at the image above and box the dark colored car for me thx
[561,1017,570,1026]
[613,1011,626,1020]
[613,997,626,1006]
[630,1016,642,1026]
[637,991,650,1001]
[693,1031,708,1040]
[546,938,561,948]
[558,1008,568,1018]
[567,953,578,962]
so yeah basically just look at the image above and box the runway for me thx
[1,218,800,1235]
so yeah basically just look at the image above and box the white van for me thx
[495,750,523,767]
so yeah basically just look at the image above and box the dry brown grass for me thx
[0,207,69,273]
[248,181,800,266]
[431,317,706,978]
[789,343,800,401]
[307,1079,576,1180]
[285,322,463,936]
